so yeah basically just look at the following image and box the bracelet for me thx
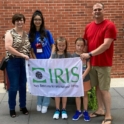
[88,52,92,57]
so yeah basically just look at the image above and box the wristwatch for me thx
[88,52,92,57]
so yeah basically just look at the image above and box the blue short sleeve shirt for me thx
[31,30,54,59]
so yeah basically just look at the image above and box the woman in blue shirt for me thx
[29,10,55,113]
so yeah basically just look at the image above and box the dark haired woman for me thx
[5,13,30,118]
[29,10,55,113]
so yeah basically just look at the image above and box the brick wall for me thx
[0,0,124,82]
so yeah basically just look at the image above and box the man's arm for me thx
[80,38,114,59]
[90,38,113,56]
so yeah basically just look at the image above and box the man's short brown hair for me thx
[12,13,25,24]
[93,3,104,9]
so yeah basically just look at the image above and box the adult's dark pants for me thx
[6,58,27,110]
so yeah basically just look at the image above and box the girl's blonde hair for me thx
[55,36,68,58]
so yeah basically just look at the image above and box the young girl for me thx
[29,10,55,113]
[72,38,91,121]
[51,36,71,119]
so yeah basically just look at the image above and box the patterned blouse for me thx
[6,29,31,58]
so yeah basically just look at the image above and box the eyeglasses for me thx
[93,8,102,11]
[15,19,24,22]
[34,19,42,21]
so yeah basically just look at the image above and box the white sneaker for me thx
[37,105,41,111]
[41,106,48,113]
[53,109,60,119]
[62,110,68,119]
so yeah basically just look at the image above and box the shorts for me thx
[83,80,91,92]
[89,66,111,90]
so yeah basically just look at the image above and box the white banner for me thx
[26,58,84,97]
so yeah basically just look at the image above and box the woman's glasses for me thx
[34,19,42,22]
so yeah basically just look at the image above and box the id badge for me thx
[37,48,43,53]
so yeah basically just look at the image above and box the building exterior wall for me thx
[0,0,124,82]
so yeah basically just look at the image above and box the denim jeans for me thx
[6,58,27,110]
[37,96,50,106]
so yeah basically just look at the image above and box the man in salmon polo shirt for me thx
[80,3,117,124]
